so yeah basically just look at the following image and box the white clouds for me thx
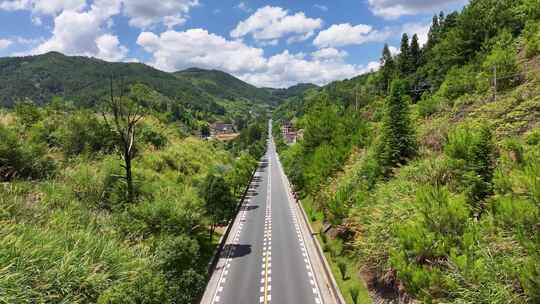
[0,0,86,15]
[230,6,323,44]
[314,23,390,48]
[32,0,128,61]
[314,4,328,12]
[137,28,370,88]
[33,0,85,15]
[241,50,362,88]
[364,61,381,72]
[368,0,463,19]
[237,1,252,13]
[0,0,199,29]
[0,0,28,10]
[96,34,128,61]
[34,10,103,55]
[402,22,431,46]
[0,38,12,49]
[123,0,198,29]
[137,29,267,74]
[311,48,348,61]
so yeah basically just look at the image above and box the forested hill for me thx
[0,52,314,113]
[265,83,319,104]
[175,68,273,105]
[175,68,318,106]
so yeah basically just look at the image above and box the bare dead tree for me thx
[102,76,144,203]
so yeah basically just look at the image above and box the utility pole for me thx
[354,84,358,112]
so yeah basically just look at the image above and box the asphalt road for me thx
[204,122,322,304]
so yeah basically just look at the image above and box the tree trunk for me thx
[124,149,134,203]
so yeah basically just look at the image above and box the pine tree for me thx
[426,14,440,50]
[410,34,421,70]
[398,33,411,75]
[380,44,395,93]
[377,79,416,175]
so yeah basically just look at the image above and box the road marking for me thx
[261,151,272,304]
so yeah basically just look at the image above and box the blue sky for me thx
[0,0,467,88]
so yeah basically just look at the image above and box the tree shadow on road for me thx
[220,244,252,259]
[239,205,259,211]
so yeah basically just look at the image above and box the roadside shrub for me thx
[98,271,169,304]
[492,196,538,235]
[281,143,306,191]
[520,256,540,303]
[326,192,349,225]
[27,117,62,148]
[139,123,168,149]
[168,269,206,304]
[65,162,105,207]
[14,101,41,127]
[479,31,520,91]
[391,186,470,298]
[357,147,383,189]
[56,112,115,156]
[523,21,540,58]
[157,235,201,278]
[437,65,477,100]
[350,286,360,304]
[444,124,496,203]
[417,94,441,118]
[521,160,540,205]
[501,137,524,164]
[0,125,55,181]
[337,260,348,280]
[120,187,203,237]
[525,126,540,145]
[319,228,328,244]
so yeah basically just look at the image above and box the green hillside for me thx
[0,52,315,118]
[0,52,228,113]
[265,83,319,105]
[273,0,540,303]
[174,68,274,105]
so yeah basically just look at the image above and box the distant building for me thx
[210,122,235,136]
[281,121,297,144]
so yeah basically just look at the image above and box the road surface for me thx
[201,121,337,304]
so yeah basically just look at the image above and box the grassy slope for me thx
[302,66,540,303]
[0,113,231,302]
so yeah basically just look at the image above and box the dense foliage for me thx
[274,0,540,303]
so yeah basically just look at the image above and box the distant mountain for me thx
[265,83,319,102]
[0,52,319,113]
[0,52,229,113]
[174,68,275,105]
